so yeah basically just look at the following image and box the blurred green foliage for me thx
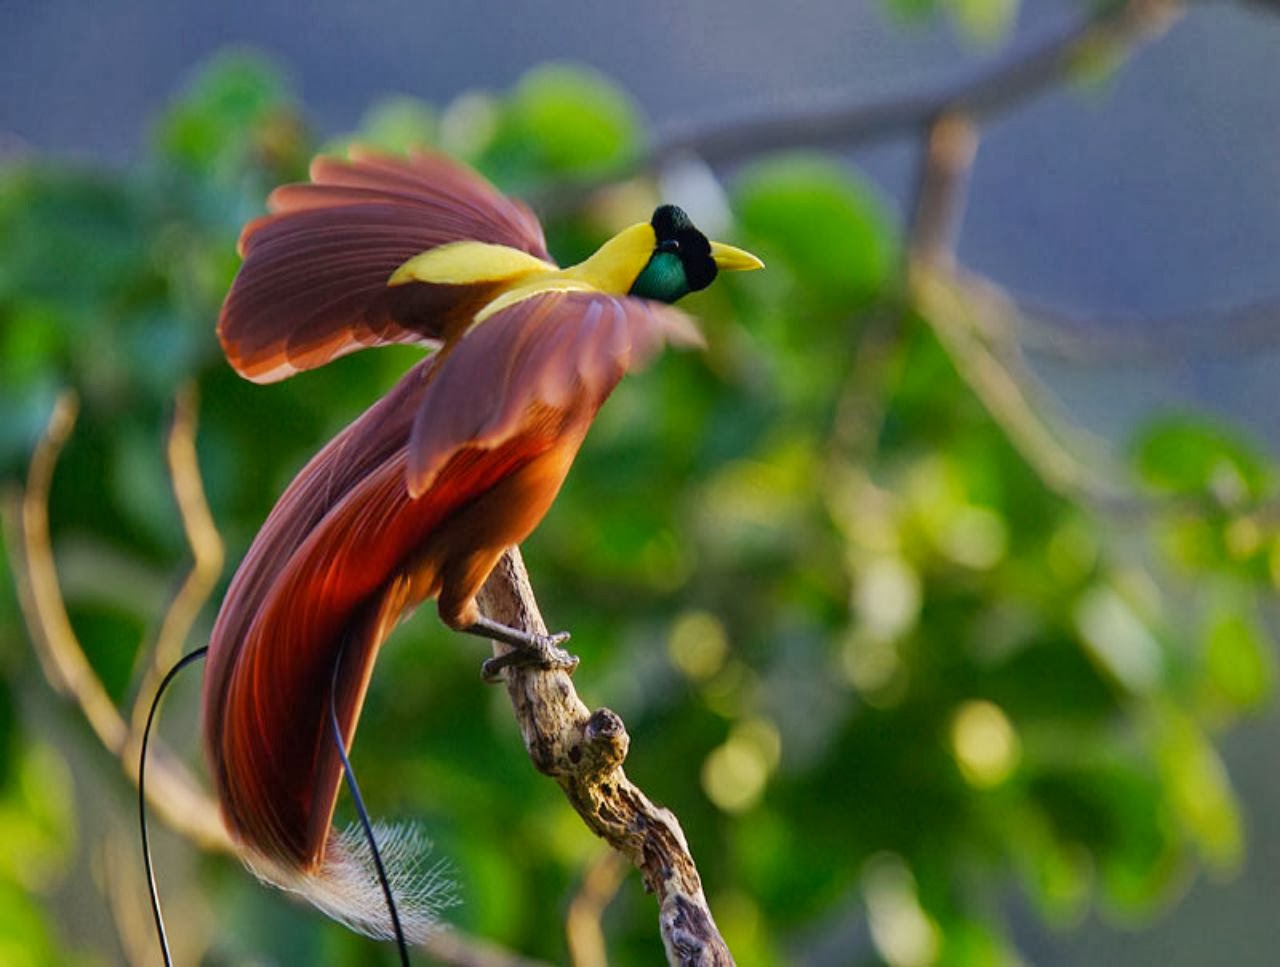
[884,0,1021,44]
[1,44,1277,967]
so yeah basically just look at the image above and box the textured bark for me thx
[476,549,734,966]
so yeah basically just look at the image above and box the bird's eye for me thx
[659,239,680,254]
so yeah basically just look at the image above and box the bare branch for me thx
[477,550,734,967]
[101,820,212,967]
[652,0,1180,163]
[907,111,979,267]
[1013,293,1280,364]
[8,395,122,744]
[2,392,231,851]
[909,262,1139,508]
[896,105,1141,514]
[129,384,225,737]
[566,850,629,967]
[536,0,1181,217]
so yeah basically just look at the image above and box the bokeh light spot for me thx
[668,610,730,681]
[863,853,941,967]
[950,699,1019,788]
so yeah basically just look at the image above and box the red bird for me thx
[201,147,762,938]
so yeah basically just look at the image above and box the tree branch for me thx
[536,0,1181,217]
[906,111,979,267]
[129,385,225,738]
[904,113,1136,512]
[654,0,1180,162]
[565,849,629,967]
[1,393,230,853]
[477,550,734,967]
[1013,292,1280,364]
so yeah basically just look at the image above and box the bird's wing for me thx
[405,289,705,498]
[218,147,553,383]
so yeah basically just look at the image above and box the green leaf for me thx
[0,879,60,967]
[945,0,1020,44]
[882,0,941,24]
[349,96,438,154]
[507,64,640,175]
[1133,416,1268,506]
[735,156,894,311]
[1010,805,1093,924]
[1154,708,1242,874]
[155,50,297,174]
[0,742,76,893]
[1203,599,1273,713]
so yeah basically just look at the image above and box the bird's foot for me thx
[481,631,576,683]
[464,615,577,682]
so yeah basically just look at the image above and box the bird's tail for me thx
[242,822,457,943]
[203,556,458,941]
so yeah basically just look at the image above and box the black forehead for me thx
[651,205,709,249]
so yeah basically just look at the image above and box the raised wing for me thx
[406,289,705,497]
[218,148,553,383]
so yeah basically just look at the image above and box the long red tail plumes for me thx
[201,360,447,939]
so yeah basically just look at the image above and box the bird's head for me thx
[628,205,763,304]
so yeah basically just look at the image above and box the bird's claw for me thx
[482,630,577,683]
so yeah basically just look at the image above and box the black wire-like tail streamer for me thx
[330,643,410,966]
[140,643,408,965]
[139,645,209,967]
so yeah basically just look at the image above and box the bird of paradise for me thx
[193,147,761,945]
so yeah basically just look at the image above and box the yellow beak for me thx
[710,241,765,273]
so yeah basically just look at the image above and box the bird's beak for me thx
[710,241,765,273]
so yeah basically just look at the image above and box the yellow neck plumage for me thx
[388,222,658,324]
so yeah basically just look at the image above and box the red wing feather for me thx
[407,290,704,496]
[218,148,552,383]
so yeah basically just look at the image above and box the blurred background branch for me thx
[1,393,230,854]
[538,0,1181,216]
[565,850,629,967]
[652,0,1180,162]
[1017,293,1280,363]
[127,385,223,738]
